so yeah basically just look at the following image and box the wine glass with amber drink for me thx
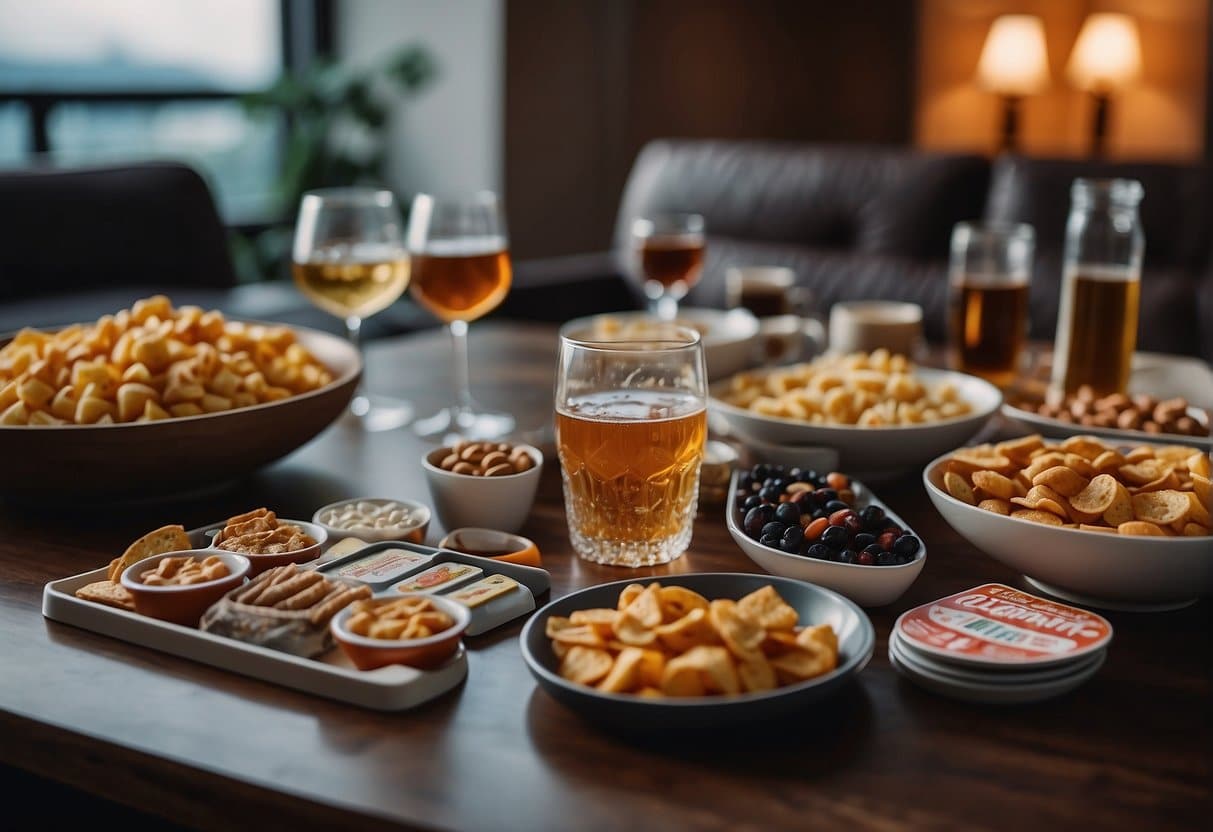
[407,191,515,441]
[632,213,706,321]
[292,188,413,431]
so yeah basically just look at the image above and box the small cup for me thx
[422,444,543,534]
[205,519,327,578]
[330,593,470,671]
[827,301,923,358]
[120,550,251,627]
[439,528,543,568]
[312,497,431,545]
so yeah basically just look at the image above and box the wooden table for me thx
[1,323,1209,831]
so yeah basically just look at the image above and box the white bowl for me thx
[312,497,432,545]
[725,470,926,607]
[923,452,1213,611]
[422,445,543,534]
[559,308,760,380]
[710,366,1002,474]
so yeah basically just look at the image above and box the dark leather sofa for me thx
[2,144,1210,363]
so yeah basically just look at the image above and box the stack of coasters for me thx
[890,583,1112,704]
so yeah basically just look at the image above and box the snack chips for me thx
[547,583,839,697]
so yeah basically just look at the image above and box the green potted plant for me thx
[231,44,436,282]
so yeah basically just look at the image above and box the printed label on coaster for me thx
[328,548,430,583]
[394,562,483,594]
[895,583,1113,667]
[447,574,519,608]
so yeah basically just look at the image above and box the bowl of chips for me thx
[520,573,874,725]
[924,434,1213,610]
[331,593,471,671]
[0,296,360,501]
[709,351,1002,474]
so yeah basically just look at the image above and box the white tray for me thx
[41,536,551,711]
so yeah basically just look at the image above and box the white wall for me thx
[338,0,503,199]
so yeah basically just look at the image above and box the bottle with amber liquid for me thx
[1051,178,1145,397]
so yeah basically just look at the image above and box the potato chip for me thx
[597,647,646,693]
[1103,482,1134,526]
[1060,435,1108,461]
[1186,453,1211,478]
[1032,466,1089,497]
[569,608,619,637]
[736,652,778,693]
[623,583,662,628]
[614,613,658,647]
[1023,453,1067,481]
[1123,447,1156,464]
[972,470,1015,501]
[1182,522,1210,536]
[616,583,644,611]
[655,608,720,653]
[1119,461,1163,485]
[1118,521,1166,536]
[637,649,666,688]
[943,471,976,505]
[797,624,839,656]
[1011,509,1064,526]
[550,625,606,648]
[1091,450,1127,475]
[1131,490,1191,526]
[1194,474,1211,509]
[1187,491,1212,527]
[1079,524,1118,533]
[658,585,709,621]
[660,660,706,696]
[737,585,799,630]
[995,434,1044,465]
[1129,470,1180,495]
[709,599,765,658]
[1069,474,1119,515]
[669,645,740,695]
[769,646,836,684]
[977,498,1012,515]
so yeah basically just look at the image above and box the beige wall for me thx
[916,0,1208,160]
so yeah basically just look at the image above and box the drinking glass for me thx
[406,191,515,441]
[631,213,706,322]
[292,188,413,431]
[947,221,1035,389]
[555,325,707,567]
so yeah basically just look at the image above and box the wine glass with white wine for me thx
[292,188,414,431]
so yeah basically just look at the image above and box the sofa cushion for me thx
[615,140,989,260]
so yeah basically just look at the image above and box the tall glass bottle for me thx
[1051,178,1145,396]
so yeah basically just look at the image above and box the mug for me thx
[827,301,923,358]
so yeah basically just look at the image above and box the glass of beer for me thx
[406,191,514,441]
[631,213,706,322]
[947,221,1034,389]
[1052,178,1145,396]
[292,188,413,431]
[555,325,707,567]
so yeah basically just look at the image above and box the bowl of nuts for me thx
[924,434,1213,610]
[1003,388,1211,451]
[312,498,431,545]
[422,441,543,534]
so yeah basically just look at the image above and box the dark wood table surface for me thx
[1,322,1209,831]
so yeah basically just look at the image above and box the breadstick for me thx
[308,585,372,625]
[235,565,295,605]
[255,570,322,607]
[275,579,330,611]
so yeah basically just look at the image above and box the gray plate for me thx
[520,573,875,727]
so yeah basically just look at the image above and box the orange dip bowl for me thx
[119,550,251,627]
[330,593,470,671]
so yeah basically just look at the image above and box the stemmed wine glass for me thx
[631,213,706,321]
[292,188,414,432]
[406,191,515,441]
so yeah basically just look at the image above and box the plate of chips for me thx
[924,434,1213,611]
[520,573,874,725]
[0,296,360,501]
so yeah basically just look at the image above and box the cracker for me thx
[75,580,135,611]
[115,524,191,578]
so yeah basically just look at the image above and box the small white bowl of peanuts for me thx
[311,497,432,545]
[423,441,543,534]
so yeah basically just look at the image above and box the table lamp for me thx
[976,15,1050,153]
[1067,13,1142,158]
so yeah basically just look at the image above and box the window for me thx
[0,0,325,225]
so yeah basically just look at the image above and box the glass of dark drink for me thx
[292,188,414,431]
[947,222,1035,389]
[406,191,515,441]
[631,213,706,321]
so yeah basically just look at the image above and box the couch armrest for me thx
[490,251,641,323]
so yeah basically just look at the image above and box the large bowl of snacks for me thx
[0,295,360,501]
[710,349,1002,473]
[924,433,1213,610]
[520,573,874,726]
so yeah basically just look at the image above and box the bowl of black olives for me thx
[725,464,926,607]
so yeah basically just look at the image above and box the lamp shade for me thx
[977,15,1050,96]
[1067,13,1142,92]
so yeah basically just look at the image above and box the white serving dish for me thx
[922,452,1213,611]
[560,307,761,381]
[422,444,543,535]
[311,497,432,545]
[1001,402,1212,451]
[709,366,1002,473]
[725,470,926,607]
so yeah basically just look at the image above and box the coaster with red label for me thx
[325,548,431,584]
[447,574,520,608]
[394,562,483,594]
[894,583,1113,668]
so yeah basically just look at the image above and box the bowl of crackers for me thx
[200,508,326,577]
[709,349,1002,474]
[331,593,471,671]
[0,295,360,501]
[520,573,874,725]
[119,549,251,626]
[924,434,1212,610]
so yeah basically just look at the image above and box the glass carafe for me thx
[1051,178,1145,396]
